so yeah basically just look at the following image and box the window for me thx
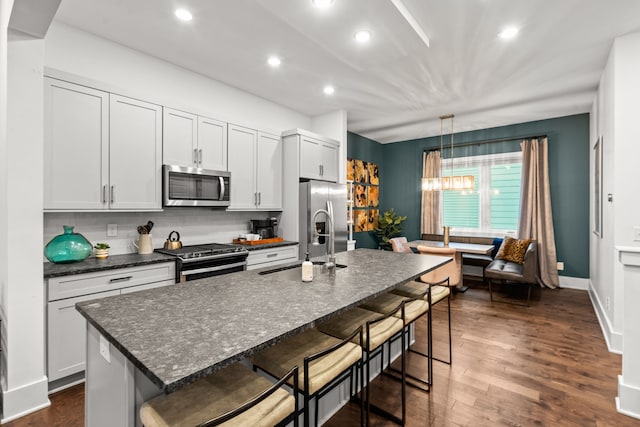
[441,152,522,236]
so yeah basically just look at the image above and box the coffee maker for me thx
[250,218,278,239]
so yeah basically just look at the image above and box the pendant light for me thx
[422,114,474,191]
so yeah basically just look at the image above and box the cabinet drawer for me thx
[247,245,298,270]
[48,262,176,301]
[120,279,174,294]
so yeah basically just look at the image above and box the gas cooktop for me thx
[156,243,247,260]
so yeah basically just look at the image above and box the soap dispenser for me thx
[302,252,313,282]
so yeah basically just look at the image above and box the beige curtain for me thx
[421,151,441,235]
[519,138,559,288]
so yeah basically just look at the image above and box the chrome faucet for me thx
[311,202,335,270]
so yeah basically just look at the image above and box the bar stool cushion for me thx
[139,362,294,427]
[250,329,361,396]
[391,282,450,305]
[318,307,404,350]
[359,293,429,324]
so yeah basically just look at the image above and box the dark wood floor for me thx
[5,282,638,426]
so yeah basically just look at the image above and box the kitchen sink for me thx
[258,261,347,280]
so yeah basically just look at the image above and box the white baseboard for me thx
[617,375,640,420]
[589,282,623,354]
[559,275,589,290]
[1,376,50,423]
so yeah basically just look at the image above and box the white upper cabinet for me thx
[256,132,283,210]
[163,108,197,167]
[198,116,227,171]
[44,78,162,211]
[109,94,162,210]
[228,124,282,210]
[44,78,109,210]
[298,133,339,182]
[163,108,228,171]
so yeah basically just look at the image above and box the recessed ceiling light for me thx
[267,56,281,67]
[175,8,193,22]
[354,30,371,43]
[323,85,335,95]
[312,0,334,8]
[499,27,519,40]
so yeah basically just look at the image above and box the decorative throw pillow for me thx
[496,236,532,264]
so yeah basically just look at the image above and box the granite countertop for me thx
[76,248,451,393]
[231,240,298,251]
[44,253,177,278]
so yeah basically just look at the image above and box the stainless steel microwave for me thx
[163,165,230,207]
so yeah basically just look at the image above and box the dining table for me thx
[408,240,495,291]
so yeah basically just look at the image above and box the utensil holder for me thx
[134,234,153,255]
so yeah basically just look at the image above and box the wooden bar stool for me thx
[317,303,407,425]
[250,327,363,427]
[139,362,298,427]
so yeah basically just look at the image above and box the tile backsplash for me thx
[44,209,281,257]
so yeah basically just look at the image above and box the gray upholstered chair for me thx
[484,240,538,306]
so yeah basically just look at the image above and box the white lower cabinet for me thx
[46,262,175,384]
[48,290,120,382]
[246,245,299,270]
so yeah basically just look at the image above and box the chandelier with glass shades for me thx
[422,114,474,191]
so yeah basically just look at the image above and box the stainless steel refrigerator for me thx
[299,180,348,260]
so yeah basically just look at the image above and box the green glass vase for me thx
[44,225,92,263]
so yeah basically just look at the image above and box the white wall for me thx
[590,30,640,419]
[2,34,50,421]
[44,22,311,134]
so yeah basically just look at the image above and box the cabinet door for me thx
[163,108,197,167]
[299,136,323,180]
[198,116,227,171]
[109,94,163,210]
[47,290,120,381]
[44,78,109,210]
[227,124,257,209]
[320,141,339,182]
[256,132,282,210]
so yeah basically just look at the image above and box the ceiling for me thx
[52,0,640,143]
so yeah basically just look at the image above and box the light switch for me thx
[557,262,564,271]
[107,224,118,237]
[633,226,640,242]
[99,334,111,363]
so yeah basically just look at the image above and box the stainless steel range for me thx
[156,243,249,282]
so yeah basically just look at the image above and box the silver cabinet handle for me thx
[199,149,203,165]
[102,185,107,204]
[193,148,198,166]
[267,253,278,258]
[109,276,132,283]
[258,192,261,205]
[253,192,257,205]
[110,186,115,204]
[219,176,226,201]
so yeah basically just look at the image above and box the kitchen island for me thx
[77,248,451,427]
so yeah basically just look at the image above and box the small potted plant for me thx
[94,243,110,259]
[372,209,407,251]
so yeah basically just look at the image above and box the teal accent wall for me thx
[349,113,590,278]
[347,132,385,249]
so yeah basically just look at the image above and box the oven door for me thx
[178,253,248,282]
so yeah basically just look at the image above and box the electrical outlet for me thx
[557,261,564,271]
[633,226,640,242]
[107,224,118,237]
[99,334,111,363]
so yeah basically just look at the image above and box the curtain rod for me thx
[424,134,547,152]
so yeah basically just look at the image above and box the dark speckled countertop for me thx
[76,248,451,393]
[44,253,177,278]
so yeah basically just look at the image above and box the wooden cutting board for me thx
[232,237,284,245]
